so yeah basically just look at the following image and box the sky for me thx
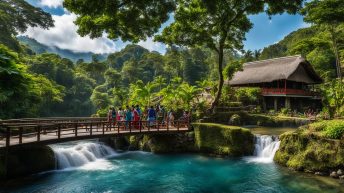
[23,0,308,54]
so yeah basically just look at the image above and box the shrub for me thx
[229,114,241,126]
[308,120,344,139]
[324,121,344,139]
[280,108,291,116]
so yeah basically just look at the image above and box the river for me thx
[0,136,343,193]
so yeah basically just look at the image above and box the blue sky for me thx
[24,0,308,54]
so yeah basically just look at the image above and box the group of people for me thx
[106,105,191,129]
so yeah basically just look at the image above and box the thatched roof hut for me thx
[228,55,323,86]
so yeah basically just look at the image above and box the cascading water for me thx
[51,142,117,170]
[245,135,280,163]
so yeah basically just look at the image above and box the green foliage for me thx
[308,120,344,139]
[229,114,241,126]
[234,87,260,105]
[0,0,53,51]
[321,79,344,117]
[0,44,64,118]
[280,108,291,116]
[63,0,175,42]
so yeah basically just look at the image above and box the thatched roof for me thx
[228,55,323,86]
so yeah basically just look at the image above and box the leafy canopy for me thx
[0,0,53,51]
[63,0,175,42]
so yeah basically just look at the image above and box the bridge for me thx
[0,117,191,149]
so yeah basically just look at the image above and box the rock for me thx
[337,169,343,176]
[315,172,326,176]
[5,145,55,179]
[330,171,339,178]
[339,175,344,180]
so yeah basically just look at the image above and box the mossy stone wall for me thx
[105,123,255,157]
[203,111,309,127]
[193,123,254,156]
[274,131,344,172]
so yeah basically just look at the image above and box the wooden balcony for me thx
[261,88,319,97]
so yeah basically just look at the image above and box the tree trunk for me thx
[330,25,342,79]
[210,46,224,111]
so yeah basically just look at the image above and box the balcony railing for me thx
[261,88,319,96]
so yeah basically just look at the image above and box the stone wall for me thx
[104,123,255,157]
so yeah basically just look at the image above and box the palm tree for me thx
[254,49,261,60]
[153,75,166,92]
[130,80,158,106]
[177,83,201,110]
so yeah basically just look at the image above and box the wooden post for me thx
[177,121,180,131]
[37,126,41,142]
[117,122,120,134]
[167,119,169,131]
[5,127,10,147]
[75,123,78,137]
[19,127,23,144]
[129,122,132,133]
[157,121,159,131]
[284,79,287,93]
[90,123,92,136]
[58,124,61,139]
[102,122,105,135]
[139,121,142,132]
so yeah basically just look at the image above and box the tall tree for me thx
[0,0,53,51]
[156,0,303,110]
[302,0,344,79]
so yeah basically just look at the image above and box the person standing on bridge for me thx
[111,107,117,130]
[107,107,114,131]
[125,106,132,129]
[132,106,140,129]
[148,106,156,127]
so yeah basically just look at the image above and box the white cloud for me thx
[39,0,64,8]
[23,14,119,54]
[138,37,166,54]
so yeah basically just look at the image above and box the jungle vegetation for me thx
[0,0,344,119]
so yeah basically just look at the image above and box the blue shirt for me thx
[148,108,156,118]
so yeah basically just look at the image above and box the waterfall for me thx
[245,135,280,163]
[51,142,117,170]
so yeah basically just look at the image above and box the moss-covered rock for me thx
[193,123,254,156]
[204,112,309,127]
[274,131,344,172]
[104,132,197,153]
[0,145,55,179]
[141,133,197,153]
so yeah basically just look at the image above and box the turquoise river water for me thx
[0,140,343,193]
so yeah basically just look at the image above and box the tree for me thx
[0,44,64,118]
[0,0,53,51]
[129,80,158,106]
[302,0,344,78]
[156,0,303,110]
[63,0,175,42]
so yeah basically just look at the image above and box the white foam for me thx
[51,142,117,170]
[245,135,280,163]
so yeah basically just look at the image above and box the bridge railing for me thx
[0,118,191,148]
